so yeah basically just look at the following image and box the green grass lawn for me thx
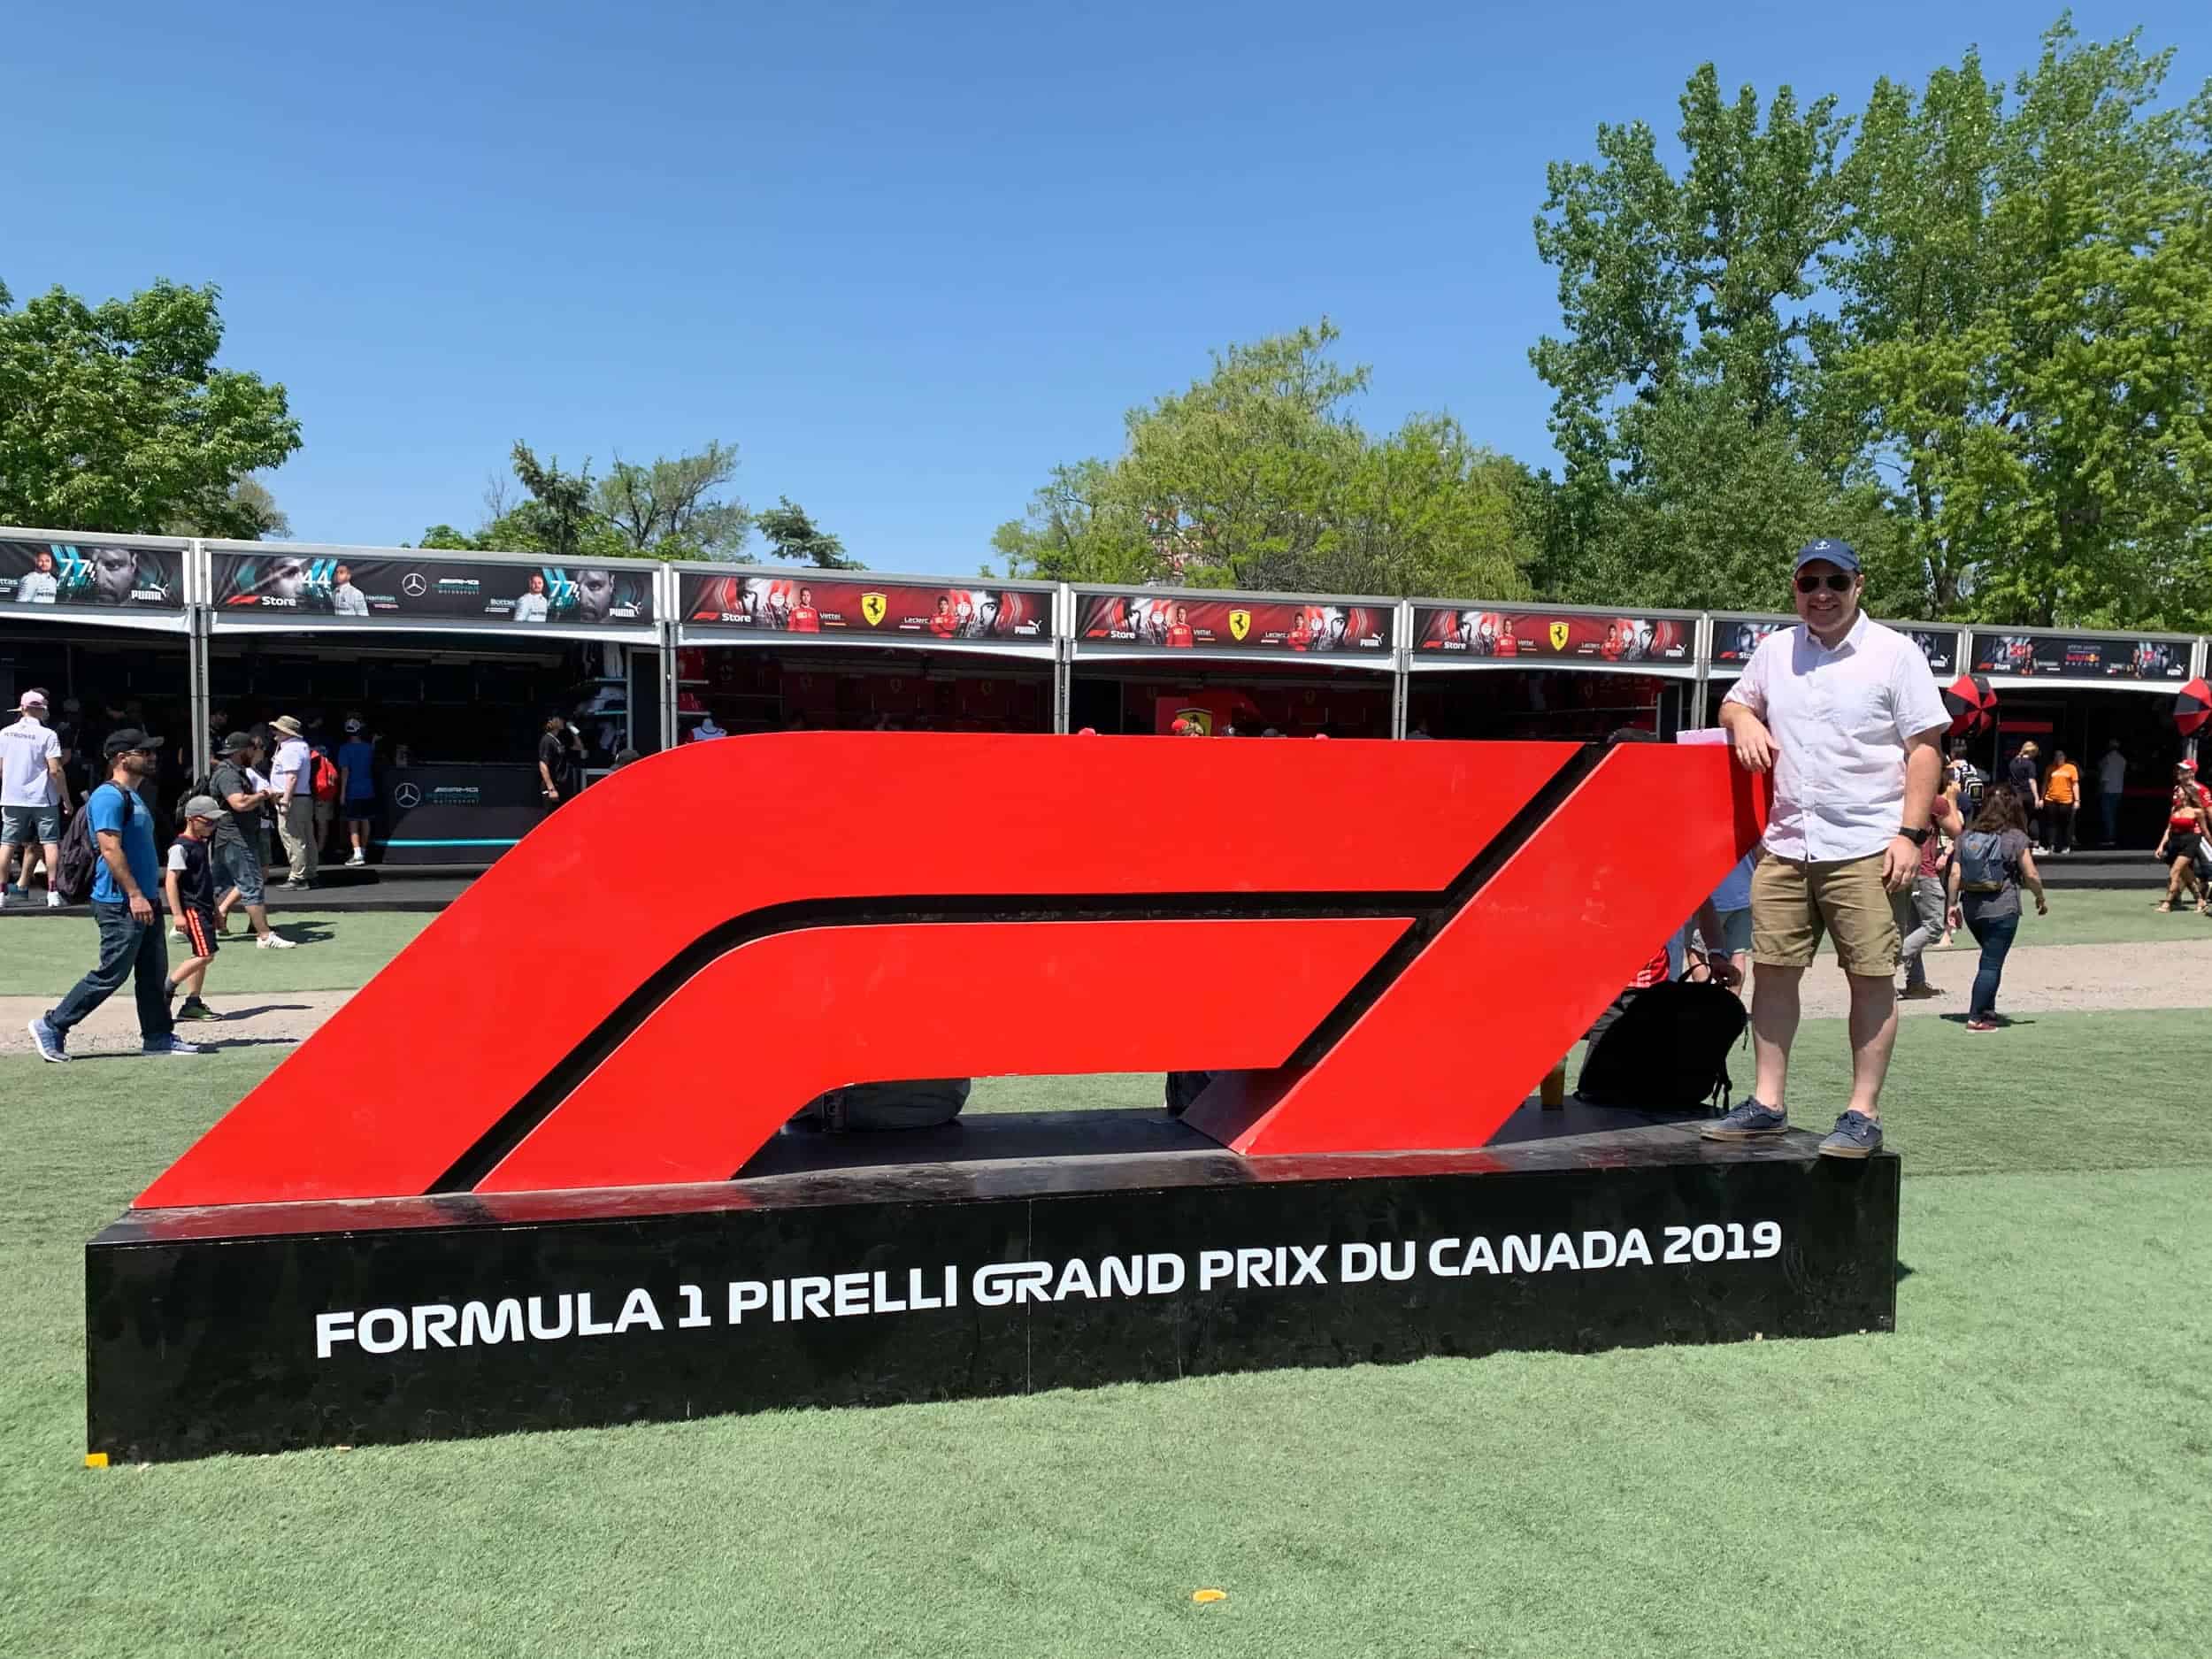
[0,910,430,996]
[4,1011,2208,1656]
[1795,880,2210,954]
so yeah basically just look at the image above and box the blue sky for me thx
[13,2,2208,573]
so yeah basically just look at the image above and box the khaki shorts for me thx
[1750,851,1901,976]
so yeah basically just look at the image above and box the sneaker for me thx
[142,1034,204,1056]
[346,852,365,867]
[1900,982,1943,1000]
[1701,1099,1788,1141]
[46,890,64,908]
[1965,1018,1999,1033]
[1818,1110,1884,1158]
[27,1017,67,1064]
[174,999,220,1022]
[280,879,311,891]
[256,932,298,950]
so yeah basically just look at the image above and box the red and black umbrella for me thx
[1943,673,1997,736]
[2174,678,2211,737]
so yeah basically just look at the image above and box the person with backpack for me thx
[2152,762,2210,915]
[27,730,202,1063]
[309,737,342,862]
[1898,789,1964,1000]
[204,731,296,949]
[1946,784,2047,1033]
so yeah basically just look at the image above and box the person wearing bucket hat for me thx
[266,716,317,888]
[1707,538,1951,1160]
[163,795,228,1022]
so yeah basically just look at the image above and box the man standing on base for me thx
[1704,540,1950,1158]
[27,731,202,1062]
[1,689,71,907]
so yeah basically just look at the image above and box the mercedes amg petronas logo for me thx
[394,783,422,809]
[402,573,427,597]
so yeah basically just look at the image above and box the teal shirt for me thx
[88,781,157,906]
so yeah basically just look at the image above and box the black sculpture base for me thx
[86,1101,1899,1463]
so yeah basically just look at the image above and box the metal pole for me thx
[188,541,211,780]
[1052,584,1071,733]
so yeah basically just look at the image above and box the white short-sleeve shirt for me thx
[1723,614,1950,863]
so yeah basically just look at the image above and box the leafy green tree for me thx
[0,278,300,535]
[1825,21,2212,626]
[596,441,750,562]
[756,497,861,568]
[995,322,1545,597]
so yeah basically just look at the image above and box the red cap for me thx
[2178,758,2198,772]
[1076,726,1097,736]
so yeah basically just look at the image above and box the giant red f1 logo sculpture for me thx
[136,735,1763,1209]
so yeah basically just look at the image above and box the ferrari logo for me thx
[1228,609,1251,641]
[1548,620,1571,651]
[861,593,887,627]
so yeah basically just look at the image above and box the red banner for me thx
[1076,593,1387,653]
[680,574,1048,645]
[1413,607,1690,664]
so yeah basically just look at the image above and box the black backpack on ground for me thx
[1575,978,1746,1112]
[53,784,135,906]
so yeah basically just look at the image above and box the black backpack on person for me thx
[1574,977,1747,1113]
[53,784,134,906]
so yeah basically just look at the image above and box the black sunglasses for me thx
[1795,572,1856,594]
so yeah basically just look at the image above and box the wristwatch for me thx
[1899,825,1934,846]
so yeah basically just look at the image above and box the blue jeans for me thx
[2101,791,2122,845]
[1964,910,2020,1022]
[47,901,172,1040]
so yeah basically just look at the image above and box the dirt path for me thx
[3,937,2206,1062]
[1784,937,2212,1019]
[0,988,356,1058]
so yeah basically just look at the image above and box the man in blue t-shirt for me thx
[28,729,201,1061]
[335,718,377,868]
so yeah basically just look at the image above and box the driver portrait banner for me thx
[1970,631,2187,680]
[1414,606,1690,664]
[680,574,1048,644]
[212,553,655,626]
[1076,593,1388,653]
[0,538,183,611]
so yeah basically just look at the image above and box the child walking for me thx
[165,795,227,1023]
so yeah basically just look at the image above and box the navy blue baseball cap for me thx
[1794,538,1861,573]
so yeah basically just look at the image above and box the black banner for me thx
[375,765,547,865]
[1970,631,2188,680]
[1893,626,1956,675]
[680,573,1048,644]
[1413,606,1690,664]
[1077,593,1388,653]
[1710,618,1793,665]
[214,553,655,626]
[0,538,183,611]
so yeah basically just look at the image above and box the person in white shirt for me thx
[267,715,318,888]
[513,573,550,623]
[1705,540,1951,1160]
[2097,739,2129,848]
[331,564,371,617]
[14,549,60,603]
[1,690,72,905]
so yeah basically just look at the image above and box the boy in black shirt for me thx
[165,795,225,1020]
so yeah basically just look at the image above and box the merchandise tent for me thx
[668,566,1060,739]
[1064,586,1397,737]
[0,529,198,818]
[1958,625,2202,847]
[200,541,665,868]
[1404,600,1703,742]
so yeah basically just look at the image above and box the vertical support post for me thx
[1052,584,1071,733]
[188,541,211,780]
[1390,600,1410,739]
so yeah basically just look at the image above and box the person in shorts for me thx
[1,689,71,907]
[207,731,295,949]
[164,796,226,1022]
[1704,539,1950,1158]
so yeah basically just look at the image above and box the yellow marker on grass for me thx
[1192,1589,1226,1604]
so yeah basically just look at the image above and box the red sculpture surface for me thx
[134,734,1763,1210]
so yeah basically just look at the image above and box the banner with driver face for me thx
[211,553,655,626]
[0,538,183,611]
